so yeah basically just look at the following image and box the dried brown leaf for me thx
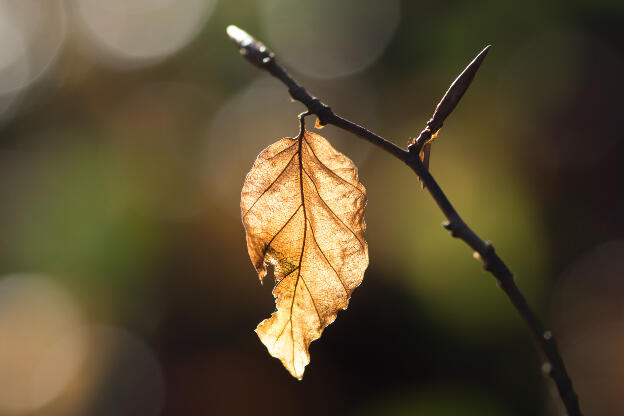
[241,130,368,379]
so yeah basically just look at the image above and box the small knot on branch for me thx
[408,126,434,154]
[541,361,553,375]
[442,218,467,238]
[310,100,333,125]
[482,241,496,272]
[289,88,333,125]
[288,85,307,102]
[482,242,514,283]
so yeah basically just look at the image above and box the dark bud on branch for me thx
[428,45,491,132]
[409,45,491,154]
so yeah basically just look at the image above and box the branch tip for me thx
[226,25,273,68]
[226,25,253,48]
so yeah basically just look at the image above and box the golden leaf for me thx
[241,130,368,379]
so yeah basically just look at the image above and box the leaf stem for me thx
[227,25,582,415]
[297,111,311,139]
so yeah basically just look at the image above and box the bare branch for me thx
[227,25,582,416]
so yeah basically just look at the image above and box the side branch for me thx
[227,25,581,415]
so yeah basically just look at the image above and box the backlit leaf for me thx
[241,130,368,379]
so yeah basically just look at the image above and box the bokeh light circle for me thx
[0,274,86,413]
[555,240,624,338]
[78,325,166,416]
[0,0,67,119]
[260,0,400,79]
[0,6,29,95]
[552,240,624,415]
[74,0,217,68]
[204,76,308,216]
[0,0,66,94]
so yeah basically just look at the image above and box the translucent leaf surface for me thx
[241,130,368,379]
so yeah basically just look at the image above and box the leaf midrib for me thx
[269,134,362,368]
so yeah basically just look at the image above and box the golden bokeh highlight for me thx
[0,274,85,413]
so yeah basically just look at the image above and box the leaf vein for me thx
[274,265,300,291]
[303,137,363,194]
[300,274,323,326]
[243,151,298,219]
[286,132,308,372]
[306,218,349,298]
[262,204,303,257]
[303,167,365,249]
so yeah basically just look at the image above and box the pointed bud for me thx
[428,45,491,131]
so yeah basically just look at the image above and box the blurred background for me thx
[0,0,623,415]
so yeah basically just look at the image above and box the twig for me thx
[226,25,582,415]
